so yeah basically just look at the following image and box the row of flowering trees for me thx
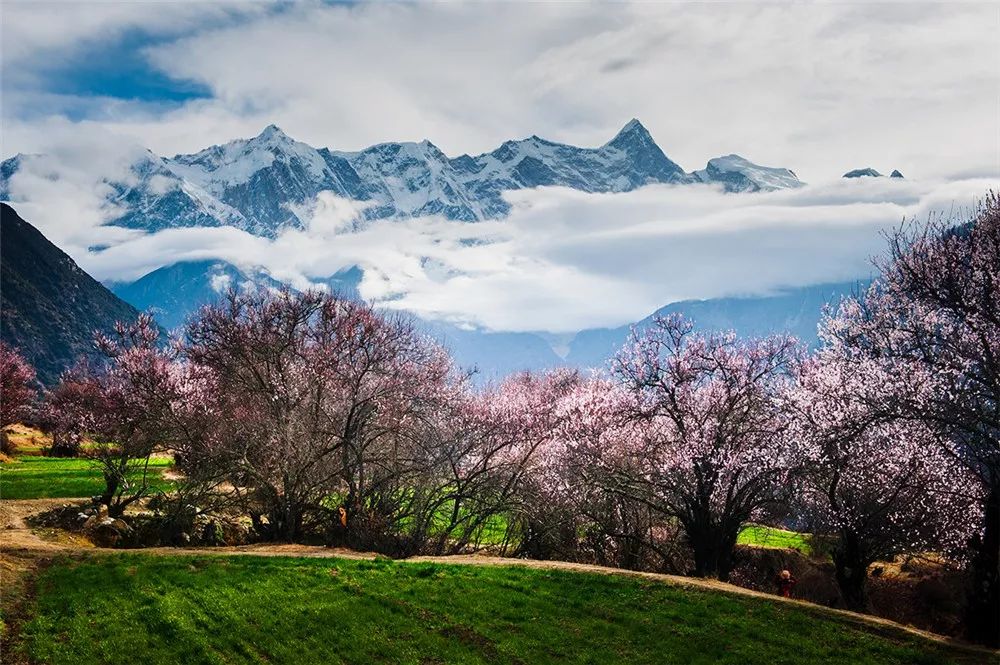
[1,195,996,644]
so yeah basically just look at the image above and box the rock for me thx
[82,513,131,547]
[890,169,904,178]
[87,522,122,547]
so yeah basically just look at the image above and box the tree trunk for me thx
[270,501,303,542]
[100,471,120,513]
[619,534,643,571]
[688,524,738,581]
[966,482,1000,647]
[833,533,869,612]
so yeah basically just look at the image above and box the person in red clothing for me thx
[776,569,796,598]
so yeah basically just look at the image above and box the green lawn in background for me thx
[14,553,982,665]
[0,456,173,500]
[738,524,815,556]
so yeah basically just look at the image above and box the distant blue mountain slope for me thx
[566,281,868,370]
[110,258,865,380]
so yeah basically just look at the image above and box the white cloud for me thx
[1,1,265,68]
[13,176,992,334]
[3,3,998,181]
[209,272,232,294]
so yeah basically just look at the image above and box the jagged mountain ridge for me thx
[0,203,144,384]
[842,168,904,179]
[1,120,803,238]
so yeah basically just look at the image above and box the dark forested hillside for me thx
[0,203,142,384]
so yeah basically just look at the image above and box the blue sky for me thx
[30,30,211,110]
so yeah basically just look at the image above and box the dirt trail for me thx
[1,498,995,659]
[1,498,95,553]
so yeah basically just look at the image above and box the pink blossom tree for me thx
[478,369,585,558]
[610,315,801,580]
[823,194,1000,644]
[183,288,459,543]
[544,377,681,570]
[0,341,36,453]
[39,363,97,457]
[50,315,186,515]
[789,353,981,611]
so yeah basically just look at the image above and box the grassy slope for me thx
[0,456,173,500]
[738,524,815,555]
[15,554,983,665]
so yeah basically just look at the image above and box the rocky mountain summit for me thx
[1,120,804,239]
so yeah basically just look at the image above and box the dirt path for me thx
[1,498,95,553]
[1,499,995,659]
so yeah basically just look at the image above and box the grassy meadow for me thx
[13,554,984,665]
[738,524,816,556]
[0,455,174,500]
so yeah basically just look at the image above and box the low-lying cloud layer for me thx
[11,162,996,333]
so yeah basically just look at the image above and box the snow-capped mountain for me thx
[108,150,248,233]
[0,120,803,238]
[164,125,373,235]
[842,167,906,180]
[328,118,694,221]
[843,168,883,178]
[691,154,803,192]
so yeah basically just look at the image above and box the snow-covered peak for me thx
[167,125,329,191]
[693,154,804,192]
[2,119,814,241]
[257,123,290,143]
[605,118,654,149]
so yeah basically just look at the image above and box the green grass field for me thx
[12,554,981,665]
[738,524,815,556]
[0,456,173,500]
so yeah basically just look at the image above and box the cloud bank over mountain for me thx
[9,158,992,333]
